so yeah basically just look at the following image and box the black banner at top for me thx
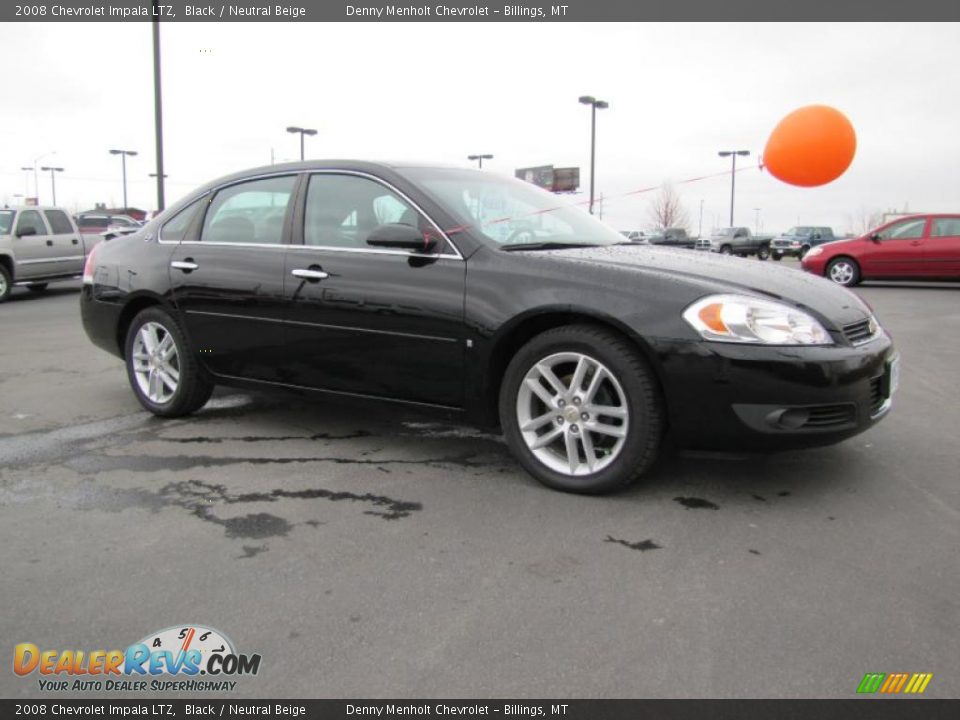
[3,0,960,22]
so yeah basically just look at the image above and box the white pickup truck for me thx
[0,206,98,302]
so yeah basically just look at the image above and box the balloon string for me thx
[442,163,763,237]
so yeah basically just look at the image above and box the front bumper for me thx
[651,334,896,451]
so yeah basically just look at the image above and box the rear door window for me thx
[930,218,960,237]
[44,209,75,235]
[201,176,297,245]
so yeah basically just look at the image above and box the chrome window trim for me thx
[157,168,464,261]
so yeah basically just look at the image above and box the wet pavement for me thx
[1,275,958,698]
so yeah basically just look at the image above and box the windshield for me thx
[0,210,14,235]
[406,168,624,247]
[784,227,811,236]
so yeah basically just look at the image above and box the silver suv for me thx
[0,206,95,302]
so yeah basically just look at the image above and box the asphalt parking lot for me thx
[1,266,958,699]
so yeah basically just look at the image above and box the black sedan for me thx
[81,161,898,494]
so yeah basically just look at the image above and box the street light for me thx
[40,167,64,205]
[109,149,138,211]
[467,154,493,169]
[754,207,762,234]
[718,149,750,226]
[286,126,317,161]
[579,95,609,214]
[20,167,33,199]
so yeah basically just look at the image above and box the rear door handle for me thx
[171,260,199,272]
[291,268,329,281]
[72,238,79,245]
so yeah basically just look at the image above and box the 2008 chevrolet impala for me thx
[81,161,898,493]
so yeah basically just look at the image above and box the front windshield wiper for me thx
[500,242,604,252]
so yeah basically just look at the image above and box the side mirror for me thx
[870,232,881,243]
[366,223,436,253]
[17,226,37,238]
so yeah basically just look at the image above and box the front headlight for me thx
[683,294,832,345]
[805,246,824,257]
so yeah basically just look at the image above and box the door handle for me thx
[909,240,922,246]
[291,268,329,281]
[46,240,53,246]
[72,238,79,245]
[171,260,199,272]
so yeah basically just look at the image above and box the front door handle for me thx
[72,238,79,245]
[171,260,199,272]
[46,240,53,246]
[291,268,329,281]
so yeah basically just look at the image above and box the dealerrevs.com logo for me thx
[14,625,261,693]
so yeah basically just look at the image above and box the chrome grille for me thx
[843,318,878,345]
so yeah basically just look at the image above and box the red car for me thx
[801,214,960,286]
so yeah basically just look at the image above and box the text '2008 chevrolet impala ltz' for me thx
[80,161,898,494]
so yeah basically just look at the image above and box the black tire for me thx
[0,264,11,303]
[719,245,733,255]
[772,252,783,261]
[757,244,771,261]
[799,244,811,259]
[27,283,49,293]
[499,324,664,494]
[124,306,214,417]
[826,257,861,287]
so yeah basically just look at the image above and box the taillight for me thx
[82,244,98,285]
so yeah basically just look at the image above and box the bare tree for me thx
[648,183,690,231]
[847,205,884,235]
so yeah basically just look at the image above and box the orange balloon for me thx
[763,105,857,187]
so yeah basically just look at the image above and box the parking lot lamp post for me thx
[718,149,750,226]
[40,167,64,206]
[467,154,493,169]
[20,167,33,199]
[286,126,317,161]
[109,149,138,211]
[579,95,609,215]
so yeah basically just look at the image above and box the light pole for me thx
[718,149,749,226]
[754,207,761,234]
[40,167,64,205]
[286,126,317,161]
[579,96,609,215]
[699,199,704,238]
[467,154,493,169]
[152,4,166,211]
[20,167,33,200]
[109,149,138,211]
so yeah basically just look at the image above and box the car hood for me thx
[522,244,871,326]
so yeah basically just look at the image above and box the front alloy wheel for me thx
[500,325,664,494]
[826,258,860,287]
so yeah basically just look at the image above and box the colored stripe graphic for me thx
[857,672,932,694]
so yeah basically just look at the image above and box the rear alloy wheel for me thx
[757,245,771,261]
[500,325,663,494]
[0,265,11,303]
[720,245,733,255]
[826,257,861,287]
[125,307,213,417]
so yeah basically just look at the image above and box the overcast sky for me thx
[1,21,958,234]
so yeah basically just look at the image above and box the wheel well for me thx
[826,255,859,270]
[483,311,666,427]
[116,296,164,358]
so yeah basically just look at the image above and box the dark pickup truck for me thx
[771,226,836,259]
[644,227,696,249]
